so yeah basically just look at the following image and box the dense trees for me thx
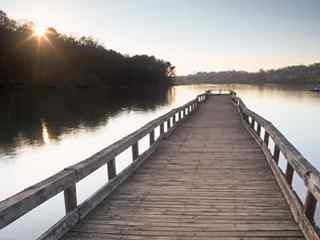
[176,64,320,85]
[0,10,175,89]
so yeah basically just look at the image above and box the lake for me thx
[1,84,320,239]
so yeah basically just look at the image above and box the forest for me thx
[0,10,175,89]
[176,63,320,85]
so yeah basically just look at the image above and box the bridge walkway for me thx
[62,95,304,239]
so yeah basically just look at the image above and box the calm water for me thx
[1,84,320,239]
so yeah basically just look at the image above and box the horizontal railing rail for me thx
[0,91,220,239]
[232,94,320,240]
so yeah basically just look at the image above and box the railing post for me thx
[243,113,249,123]
[175,112,178,123]
[64,184,77,214]
[257,123,261,137]
[250,118,255,129]
[273,145,280,164]
[160,122,164,135]
[107,158,116,180]
[180,110,183,119]
[285,163,294,186]
[264,132,269,147]
[132,142,139,161]
[149,129,155,145]
[304,191,317,224]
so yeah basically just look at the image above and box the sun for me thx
[33,25,47,38]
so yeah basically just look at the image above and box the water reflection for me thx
[0,88,170,159]
[41,119,51,144]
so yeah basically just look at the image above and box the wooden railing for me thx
[0,92,210,240]
[231,92,320,240]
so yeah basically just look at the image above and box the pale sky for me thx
[2,0,320,75]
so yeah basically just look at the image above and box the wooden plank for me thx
[64,231,304,239]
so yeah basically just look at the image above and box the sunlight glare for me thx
[33,25,47,38]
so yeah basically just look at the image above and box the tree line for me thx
[0,10,175,89]
[176,63,320,85]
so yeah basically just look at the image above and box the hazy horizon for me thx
[2,0,320,75]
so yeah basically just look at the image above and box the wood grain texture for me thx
[62,95,304,240]
[235,95,319,239]
[237,97,320,202]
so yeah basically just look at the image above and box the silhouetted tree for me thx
[0,10,175,89]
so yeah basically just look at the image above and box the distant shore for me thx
[173,81,319,86]
[175,63,320,86]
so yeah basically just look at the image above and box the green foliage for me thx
[0,10,175,89]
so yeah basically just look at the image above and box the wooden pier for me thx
[1,91,320,239]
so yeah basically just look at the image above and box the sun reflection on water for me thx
[41,119,51,144]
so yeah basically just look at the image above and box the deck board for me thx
[62,95,304,239]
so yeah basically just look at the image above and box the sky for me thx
[2,0,320,75]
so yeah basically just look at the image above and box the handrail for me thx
[0,90,216,239]
[232,94,320,239]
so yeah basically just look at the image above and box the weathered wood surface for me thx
[234,96,319,240]
[0,95,202,230]
[62,95,304,240]
[237,97,320,202]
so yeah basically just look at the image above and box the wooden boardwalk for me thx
[62,95,304,239]
[2,92,319,239]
